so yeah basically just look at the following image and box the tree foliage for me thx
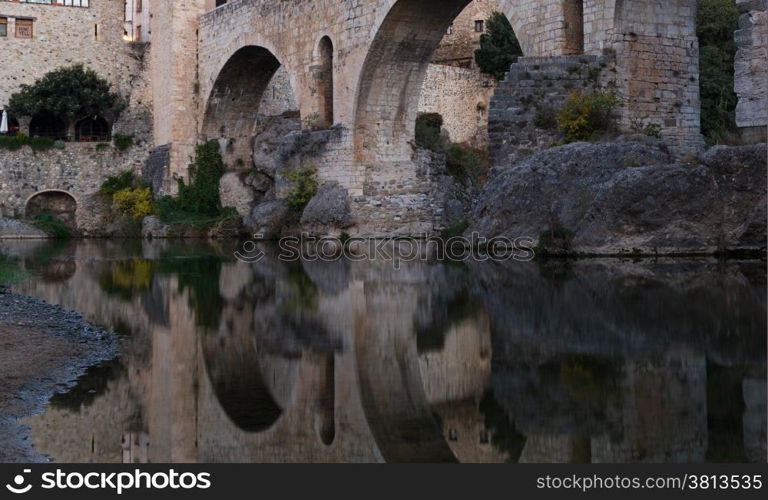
[697,0,740,143]
[474,12,523,81]
[176,141,226,217]
[8,64,124,121]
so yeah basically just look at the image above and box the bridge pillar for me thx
[149,0,208,189]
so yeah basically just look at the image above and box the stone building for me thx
[432,0,502,68]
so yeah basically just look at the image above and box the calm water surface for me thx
[4,239,766,463]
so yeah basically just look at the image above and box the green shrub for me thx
[474,12,523,81]
[284,165,318,212]
[534,104,558,129]
[15,132,29,145]
[100,170,136,198]
[32,213,71,239]
[113,187,153,219]
[415,112,445,152]
[446,143,480,184]
[698,0,740,144]
[0,136,23,151]
[0,254,27,285]
[95,142,110,151]
[113,134,134,152]
[441,219,469,239]
[28,137,55,152]
[175,140,226,217]
[557,89,618,142]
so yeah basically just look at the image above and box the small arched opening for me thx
[75,116,111,142]
[315,36,335,128]
[29,113,67,141]
[25,190,78,231]
[563,0,584,55]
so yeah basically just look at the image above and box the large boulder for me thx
[0,218,48,239]
[300,182,354,231]
[245,200,293,239]
[219,172,255,217]
[252,112,301,178]
[470,142,767,255]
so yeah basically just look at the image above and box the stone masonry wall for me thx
[418,64,497,148]
[610,0,704,155]
[0,142,150,234]
[734,0,768,140]
[489,55,612,166]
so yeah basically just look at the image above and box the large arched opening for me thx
[353,0,528,163]
[29,113,67,141]
[25,190,78,230]
[75,116,111,142]
[202,45,298,168]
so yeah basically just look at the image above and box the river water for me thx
[4,239,766,463]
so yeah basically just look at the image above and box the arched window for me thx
[29,113,67,141]
[316,36,335,128]
[564,0,584,55]
[75,116,111,142]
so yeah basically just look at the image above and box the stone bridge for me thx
[152,0,703,235]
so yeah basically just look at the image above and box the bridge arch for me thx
[201,42,298,167]
[353,0,532,161]
[25,189,78,230]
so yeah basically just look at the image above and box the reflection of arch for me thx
[29,113,67,140]
[354,0,527,162]
[354,292,459,462]
[75,116,111,142]
[315,36,335,128]
[25,190,77,230]
[202,45,295,164]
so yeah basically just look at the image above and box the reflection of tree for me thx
[25,239,77,282]
[156,246,233,329]
[98,259,154,301]
[416,288,483,353]
[479,390,526,463]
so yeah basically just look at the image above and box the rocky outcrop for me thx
[245,200,293,239]
[470,141,767,255]
[300,182,354,232]
[0,218,48,239]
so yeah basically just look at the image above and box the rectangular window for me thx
[16,19,33,39]
[474,20,485,32]
[136,0,143,13]
[0,18,7,37]
[136,25,142,42]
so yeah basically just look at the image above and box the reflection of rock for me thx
[743,378,767,463]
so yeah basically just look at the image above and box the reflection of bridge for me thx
[12,241,767,463]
